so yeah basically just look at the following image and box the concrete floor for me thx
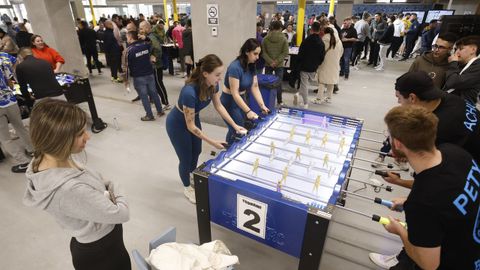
[0,57,414,270]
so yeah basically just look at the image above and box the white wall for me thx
[190,0,257,66]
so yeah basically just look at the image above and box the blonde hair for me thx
[29,99,87,172]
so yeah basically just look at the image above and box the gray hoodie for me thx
[23,163,129,243]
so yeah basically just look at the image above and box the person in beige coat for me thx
[0,28,18,56]
[313,27,343,104]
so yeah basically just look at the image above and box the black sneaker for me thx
[141,115,155,121]
[131,96,140,102]
[12,163,29,173]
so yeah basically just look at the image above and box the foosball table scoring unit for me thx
[193,107,364,270]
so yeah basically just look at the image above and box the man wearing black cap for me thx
[369,71,480,269]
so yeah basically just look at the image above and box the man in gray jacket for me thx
[352,12,371,67]
[262,20,289,105]
[368,13,386,67]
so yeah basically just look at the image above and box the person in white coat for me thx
[313,27,343,104]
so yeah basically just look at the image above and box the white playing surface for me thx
[210,113,358,209]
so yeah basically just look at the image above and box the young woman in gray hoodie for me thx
[23,99,130,270]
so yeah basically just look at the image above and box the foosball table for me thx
[193,107,364,270]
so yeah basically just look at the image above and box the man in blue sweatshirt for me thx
[124,30,164,121]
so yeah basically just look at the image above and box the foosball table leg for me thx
[298,213,330,270]
[194,171,212,244]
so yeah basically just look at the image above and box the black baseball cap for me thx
[395,71,445,100]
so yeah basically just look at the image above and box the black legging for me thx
[70,224,131,270]
[153,67,169,105]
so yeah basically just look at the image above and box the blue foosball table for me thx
[193,107,364,270]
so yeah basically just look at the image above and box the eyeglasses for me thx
[432,44,450,50]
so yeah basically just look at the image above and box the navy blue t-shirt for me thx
[178,84,219,112]
[404,144,480,269]
[126,41,154,77]
[224,59,255,92]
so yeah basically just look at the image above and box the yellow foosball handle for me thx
[375,215,407,228]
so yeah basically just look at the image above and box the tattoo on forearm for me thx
[184,107,203,137]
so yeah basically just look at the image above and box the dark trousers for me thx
[70,224,131,270]
[186,62,194,76]
[369,40,380,66]
[340,47,353,76]
[153,67,169,105]
[166,108,202,187]
[387,36,403,58]
[265,66,284,104]
[351,40,365,66]
[105,52,119,79]
[403,35,417,59]
[221,92,246,145]
[85,49,102,73]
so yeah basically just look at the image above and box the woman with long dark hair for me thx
[166,54,247,203]
[220,38,270,145]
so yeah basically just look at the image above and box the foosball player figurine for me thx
[295,147,301,161]
[252,158,260,176]
[289,126,296,141]
[270,141,276,155]
[321,133,328,148]
[281,166,289,184]
[337,137,346,155]
[323,154,329,168]
[276,180,283,192]
[312,175,321,194]
[305,130,312,145]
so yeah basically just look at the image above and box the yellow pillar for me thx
[296,0,306,46]
[328,0,335,17]
[163,0,169,26]
[172,0,178,22]
[88,0,97,26]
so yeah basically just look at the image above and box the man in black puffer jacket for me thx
[292,21,325,109]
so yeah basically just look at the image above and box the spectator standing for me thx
[172,21,186,76]
[420,20,438,54]
[282,24,296,45]
[339,17,357,79]
[78,21,102,75]
[124,31,164,121]
[387,14,405,59]
[352,13,371,67]
[182,19,194,77]
[375,16,395,71]
[313,27,343,104]
[103,21,122,82]
[262,20,289,106]
[23,19,33,33]
[15,23,33,48]
[400,13,420,61]
[292,21,325,109]
[150,23,171,110]
[368,13,386,67]
[31,35,65,73]
[255,22,265,74]
[443,35,480,104]
[0,52,33,173]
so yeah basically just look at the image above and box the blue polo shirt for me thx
[224,59,255,92]
[178,83,220,112]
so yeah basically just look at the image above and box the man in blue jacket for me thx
[124,31,164,121]
[400,13,420,61]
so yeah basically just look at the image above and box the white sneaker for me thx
[311,98,324,105]
[293,93,299,106]
[369,253,399,269]
[371,155,385,168]
[324,97,331,103]
[302,103,309,109]
[163,104,172,111]
[183,186,196,204]
[352,66,359,71]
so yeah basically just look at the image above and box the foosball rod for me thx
[361,128,385,135]
[352,156,394,168]
[336,205,407,227]
[346,177,392,192]
[277,114,359,132]
[275,119,355,137]
[342,190,403,211]
[356,146,392,157]
[268,126,345,144]
[351,165,403,175]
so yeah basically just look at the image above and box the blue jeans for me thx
[133,74,163,118]
[166,107,202,187]
[265,66,284,104]
[220,92,245,145]
[340,47,353,76]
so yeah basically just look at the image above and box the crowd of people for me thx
[0,7,479,270]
